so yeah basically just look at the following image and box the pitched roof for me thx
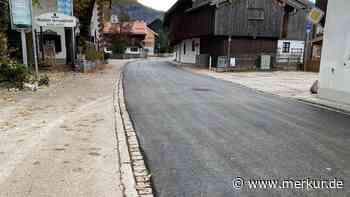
[146,27,158,36]
[103,21,147,35]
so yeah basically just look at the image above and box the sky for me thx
[138,0,316,12]
[138,0,177,11]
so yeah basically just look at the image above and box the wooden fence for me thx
[305,59,320,72]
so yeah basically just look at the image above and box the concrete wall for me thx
[175,38,200,64]
[319,0,350,105]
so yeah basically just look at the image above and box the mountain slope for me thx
[112,0,164,24]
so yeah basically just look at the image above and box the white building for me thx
[175,38,200,64]
[125,47,143,55]
[318,0,350,105]
[277,40,305,63]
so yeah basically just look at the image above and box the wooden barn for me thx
[164,0,309,70]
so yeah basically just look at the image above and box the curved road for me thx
[124,60,350,197]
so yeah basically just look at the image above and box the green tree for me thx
[73,0,118,48]
[0,0,9,58]
[111,34,127,54]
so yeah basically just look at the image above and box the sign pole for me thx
[30,0,39,85]
[20,29,28,66]
[71,0,75,67]
[304,31,310,71]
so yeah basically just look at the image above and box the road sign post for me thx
[20,29,28,66]
[9,0,32,68]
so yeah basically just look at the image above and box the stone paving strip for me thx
[114,67,154,197]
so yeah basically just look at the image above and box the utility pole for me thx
[227,36,231,70]
[304,21,312,71]
[226,2,234,70]
[71,0,76,67]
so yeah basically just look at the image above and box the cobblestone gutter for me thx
[114,71,155,197]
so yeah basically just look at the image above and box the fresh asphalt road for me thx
[123,60,350,197]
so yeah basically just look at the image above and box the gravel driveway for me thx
[180,65,319,98]
[0,60,129,197]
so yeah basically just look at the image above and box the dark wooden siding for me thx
[201,36,277,67]
[166,0,193,44]
[285,9,308,40]
[316,0,327,27]
[214,0,283,38]
[184,7,215,38]
[168,6,215,45]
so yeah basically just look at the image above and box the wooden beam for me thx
[274,0,308,9]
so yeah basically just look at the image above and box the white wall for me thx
[144,47,155,55]
[125,47,142,55]
[277,40,305,63]
[319,0,350,105]
[175,38,200,64]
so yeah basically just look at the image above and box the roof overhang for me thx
[164,0,192,26]
[274,0,309,10]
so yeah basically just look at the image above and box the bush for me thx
[0,59,29,87]
[84,46,104,61]
[104,52,111,60]
[0,32,8,57]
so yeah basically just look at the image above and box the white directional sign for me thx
[35,12,78,27]
[9,0,32,29]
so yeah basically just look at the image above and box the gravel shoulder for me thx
[176,63,318,98]
[0,60,130,197]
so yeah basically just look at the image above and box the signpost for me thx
[9,0,32,66]
[19,29,28,66]
[308,7,325,25]
[9,0,77,84]
[35,12,78,27]
[304,21,313,71]
[9,0,32,29]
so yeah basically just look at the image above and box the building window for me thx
[282,42,291,53]
[130,47,139,52]
[248,8,264,21]
[183,42,186,55]
[247,0,257,8]
[192,40,196,52]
